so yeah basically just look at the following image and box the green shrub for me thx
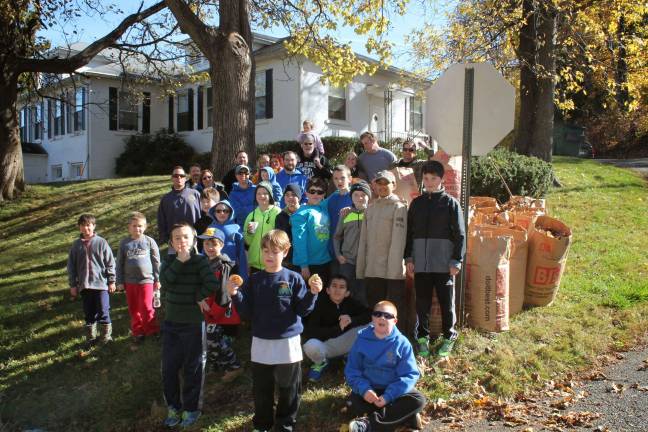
[470,149,553,203]
[115,129,196,176]
[257,136,361,164]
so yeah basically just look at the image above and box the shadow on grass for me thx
[0,259,67,280]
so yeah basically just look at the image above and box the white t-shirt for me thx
[251,335,303,364]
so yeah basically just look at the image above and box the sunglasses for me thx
[303,142,314,146]
[308,189,326,195]
[202,175,212,179]
[172,174,186,178]
[215,209,231,214]
[372,310,396,320]
[402,148,416,152]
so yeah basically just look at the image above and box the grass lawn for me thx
[0,157,647,431]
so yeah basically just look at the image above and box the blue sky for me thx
[39,1,450,71]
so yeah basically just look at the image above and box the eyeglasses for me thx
[202,175,212,180]
[214,209,231,214]
[372,311,396,320]
[308,189,326,195]
[402,148,416,152]
[172,174,186,178]
[303,142,314,146]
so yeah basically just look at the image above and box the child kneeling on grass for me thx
[160,223,226,428]
[228,229,322,432]
[345,301,426,432]
[67,214,116,346]
[302,274,370,382]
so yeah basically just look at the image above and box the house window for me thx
[32,104,42,140]
[19,108,27,142]
[51,165,63,180]
[328,85,346,120]
[54,99,64,136]
[206,87,213,128]
[255,72,267,119]
[118,92,138,131]
[74,88,85,132]
[409,97,423,131]
[177,91,192,132]
[70,162,84,178]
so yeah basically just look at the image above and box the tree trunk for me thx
[0,68,24,201]
[529,3,556,162]
[614,15,629,110]
[515,0,537,155]
[210,0,254,177]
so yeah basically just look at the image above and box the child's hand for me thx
[406,262,415,277]
[197,299,210,313]
[374,396,387,408]
[339,206,352,219]
[308,274,322,294]
[70,287,78,299]
[117,284,124,292]
[339,314,351,330]
[226,280,239,296]
[337,255,347,265]
[363,389,379,404]
[449,266,460,276]
[314,157,323,169]
[108,283,116,294]
[154,281,161,290]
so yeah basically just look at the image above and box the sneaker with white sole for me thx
[416,337,430,358]
[437,338,455,358]
[307,359,329,382]
[179,410,201,427]
[348,416,371,432]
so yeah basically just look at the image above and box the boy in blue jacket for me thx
[228,229,322,432]
[345,301,426,432]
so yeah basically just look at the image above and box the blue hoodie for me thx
[290,200,331,268]
[229,180,257,226]
[259,167,283,203]
[276,168,308,205]
[208,200,249,281]
[345,325,420,404]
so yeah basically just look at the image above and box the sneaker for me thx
[348,417,371,432]
[163,408,181,427]
[416,337,430,358]
[179,410,201,427]
[437,338,455,358]
[307,360,329,382]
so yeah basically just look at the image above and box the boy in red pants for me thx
[116,212,161,342]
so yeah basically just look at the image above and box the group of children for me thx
[67,150,465,431]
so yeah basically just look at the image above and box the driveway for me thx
[597,158,648,178]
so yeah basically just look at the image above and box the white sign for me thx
[425,63,515,156]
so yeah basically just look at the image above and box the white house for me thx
[19,33,427,183]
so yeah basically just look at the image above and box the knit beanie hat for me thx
[350,180,372,199]
[283,183,303,201]
[256,181,275,205]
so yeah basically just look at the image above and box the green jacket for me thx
[160,253,222,324]
[243,205,281,270]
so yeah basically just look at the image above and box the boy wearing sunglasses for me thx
[291,177,332,287]
[345,301,426,432]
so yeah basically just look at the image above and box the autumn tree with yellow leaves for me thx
[406,0,647,160]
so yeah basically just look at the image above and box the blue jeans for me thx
[80,289,111,324]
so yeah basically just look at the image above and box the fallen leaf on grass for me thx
[545,411,601,427]
[629,383,648,392]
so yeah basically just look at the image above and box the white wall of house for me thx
[23,154,48,183]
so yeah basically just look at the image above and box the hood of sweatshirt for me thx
[208,199,236,225]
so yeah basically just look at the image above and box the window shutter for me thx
[187,88,194,131]
[168,95,174,132]
[80,88,86,131]
[61,96,66,135]
[265,69,273,119]
[40,101,45,138]
[142,92,151,133]
[47,100,52,139]
[197,86,203,130]
[109,87,118,130]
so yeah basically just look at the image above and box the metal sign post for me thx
[457,67,474,327]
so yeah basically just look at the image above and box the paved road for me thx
[424,341,648,431]
[597,158,648,178]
